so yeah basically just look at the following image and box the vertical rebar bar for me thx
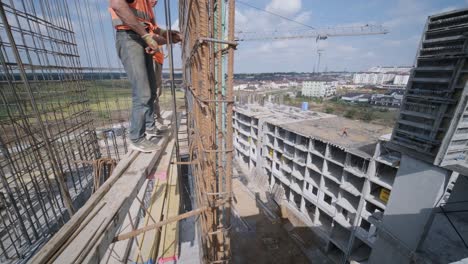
[163,0,181,163]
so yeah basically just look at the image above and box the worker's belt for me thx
[116,27,151,34]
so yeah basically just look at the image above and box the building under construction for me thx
[0,1,467,264]
[0,0,235,263]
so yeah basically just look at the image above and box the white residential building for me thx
[353,73,395,85]
[234,83,261,91]
[265,81,280,89]
[367,66,412,74]
[289,81,299,87]
[234,84,248,91]
[353,66,412,86]
[301,81,336,98]
[393,74,410,86]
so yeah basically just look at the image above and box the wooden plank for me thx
[154,162,174,262]
[136,179,167,263]
[46,202,107,264]
[28,149,140,264]
[80,137,174,264]
[100,179,150,264]
[135,140,175,263]
[157,156,181,263]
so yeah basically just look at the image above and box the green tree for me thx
[361,110,374,121]
[325,107,334,114]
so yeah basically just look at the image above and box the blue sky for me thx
[76,0,467,73]
[234,0,467,73]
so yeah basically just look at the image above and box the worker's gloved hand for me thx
[142,33,159,54]
[152,34,167,45]
[170,31,182,43]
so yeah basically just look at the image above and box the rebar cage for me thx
[0,0,134,262]
[0,0,98,261]
[179,0,236,262]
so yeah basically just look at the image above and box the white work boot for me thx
[130,138,161,153]
[146,121,169,139]
[156,116,169,131]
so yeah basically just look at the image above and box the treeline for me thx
[0,72,183,81]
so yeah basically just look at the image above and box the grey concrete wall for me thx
[369,154,450,264]
[446,175,468,207]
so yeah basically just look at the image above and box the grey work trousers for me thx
[116,30,161,142]
[154,61,163,119]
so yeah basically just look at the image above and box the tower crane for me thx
[236,24,389,42]
[236,24,389,72]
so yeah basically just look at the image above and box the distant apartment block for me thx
[392,74,410,86]
[234,82,260,91]
[352,73,409,87]
[367,66,412,73]
[353,66,411,87]
[353,73,395,85]
[302,81,336,98]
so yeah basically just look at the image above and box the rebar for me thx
[0,0,134,262]
[0,0,99,261]
[179,0,235,262]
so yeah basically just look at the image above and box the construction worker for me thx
[109,0,181,152]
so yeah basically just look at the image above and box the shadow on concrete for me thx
[415,175,468,264]
[230,167,334,264]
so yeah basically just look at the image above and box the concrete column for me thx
[314,207,320,224]
[368,155,450,264]
[254,119,268,188]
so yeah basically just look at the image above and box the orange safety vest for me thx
[109,0,164,64]
[153,44,164,65]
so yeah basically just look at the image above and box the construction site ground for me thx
[231,164,333,264]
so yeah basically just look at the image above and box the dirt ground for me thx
[231,175,310,264]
